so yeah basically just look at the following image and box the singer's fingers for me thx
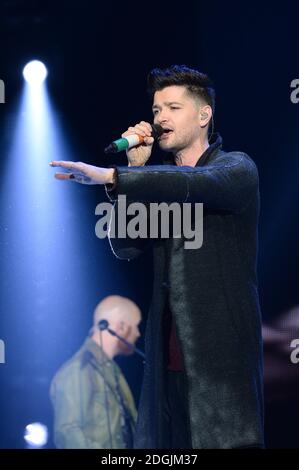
[136,122,152,136]
[139,121,153,134]
[122,127,146,139]
[128,124,149,137]
[135,124,149,136]
[54,172,75,180]
[122,123,152,138]
[49,160,75,169]
[143,136,154,145]
[121,128,141,138]
[50,160,87,170]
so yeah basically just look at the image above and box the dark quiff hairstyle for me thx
[147,65,215,114]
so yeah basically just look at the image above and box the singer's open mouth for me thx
[159,129,173,139]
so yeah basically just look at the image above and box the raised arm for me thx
[106,152,259,214]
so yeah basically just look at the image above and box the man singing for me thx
[50,65,264,449]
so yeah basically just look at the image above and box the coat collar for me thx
[82,336,113,367]
[195,132,223,167]
[162,132,223,167]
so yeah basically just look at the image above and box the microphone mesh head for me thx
[151,124,164,139]
[98,319,108,331]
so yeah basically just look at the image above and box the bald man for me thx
[50,295,141,449]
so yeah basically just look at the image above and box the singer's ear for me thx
[199,104,212,128]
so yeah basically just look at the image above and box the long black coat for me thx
[106,134,264,449]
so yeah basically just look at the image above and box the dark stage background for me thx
[0,0,298,448]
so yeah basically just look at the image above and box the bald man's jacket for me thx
[50,337,137,448]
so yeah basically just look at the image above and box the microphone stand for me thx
[98,319,145,361]
[97,318,145,448]
[98,326,113,448]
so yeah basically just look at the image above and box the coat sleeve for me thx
[50,368,88,449]
[105,152,259,214]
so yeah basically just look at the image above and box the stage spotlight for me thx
[24,422,48,448]
[23,61,48,85]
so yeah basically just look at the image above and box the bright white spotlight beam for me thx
[23,61,48,85]
[24,422,48,448]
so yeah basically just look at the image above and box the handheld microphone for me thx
[104,123,164,154]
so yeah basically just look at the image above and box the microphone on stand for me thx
[98,319,145,360]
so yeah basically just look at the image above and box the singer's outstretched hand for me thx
[49,161,115,185]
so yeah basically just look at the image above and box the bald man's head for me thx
[93,295,140,327]
[92,295,141,356]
